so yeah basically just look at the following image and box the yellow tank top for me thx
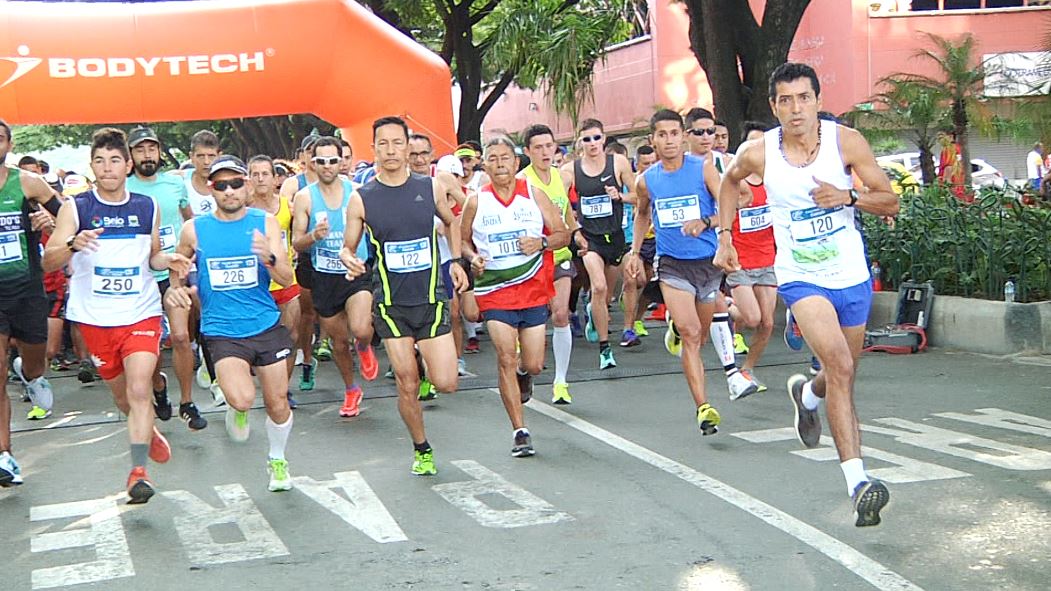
[270,195,297,291]
[521,164,572,265]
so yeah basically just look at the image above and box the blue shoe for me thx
[569,313,582,338]
[287,391,298,409]
[784,309,804,351]
[584,303,599,343]
[809,356,821,376]
[619,329,640,348]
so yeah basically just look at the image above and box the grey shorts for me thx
[553,259,577,281]
[654,255,723,303]
[726,265,777,288]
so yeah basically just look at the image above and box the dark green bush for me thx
[863,185,1051,303]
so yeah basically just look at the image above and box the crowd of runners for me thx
[0,62,898,527]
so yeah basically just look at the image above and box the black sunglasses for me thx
[688,128,717,136]
[210,177,246,191]
[580,134,603,143]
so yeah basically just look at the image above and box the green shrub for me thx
[863,185,1051,303]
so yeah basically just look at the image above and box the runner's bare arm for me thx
[341,191,366,256]
[290,187,316,253]
[278,175,300,203]
[840,127,900,217]
[717,138,764,235]
[433,178,461,259]
[531,186,570,251]
[458,193,484,276]
[702,154,721,227]
[263,214,294,287]
[559,162,575,192]
[615,154,637,205]
[21,172,63,215]
[168,222,198,288]
[630,174,651,255]
[438,170,467,209]
[41,201,79,273]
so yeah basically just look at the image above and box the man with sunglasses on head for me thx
[292,137,379,419]
[126,126,208,431]
[559,118,635,370]
[683,108,760,402]
[165,155,297,493]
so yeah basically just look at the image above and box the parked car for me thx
[878,161,920,195]
[876,152,1007,189]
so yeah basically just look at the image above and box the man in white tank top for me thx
[714,63,900,528]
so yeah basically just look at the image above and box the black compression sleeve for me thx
[42,196,62,216]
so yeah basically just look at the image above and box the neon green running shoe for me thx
[664,316,682,357]
[734,332,750,355]
[267,458,293,492]
[551,382,572,405]
[417,378,438,401]
[314,338,333,361]
[26,406,51,420]
[633,320,649,337]
[696,403,721,436]
[411,449,437,475]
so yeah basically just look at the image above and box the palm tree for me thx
[910,33,987,188]
[855,75,944,185]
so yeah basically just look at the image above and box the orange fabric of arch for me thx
[0,0,455,157]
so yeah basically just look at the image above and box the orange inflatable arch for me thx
[0,0,456,158]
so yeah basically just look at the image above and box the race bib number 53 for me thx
[655,195,701,229]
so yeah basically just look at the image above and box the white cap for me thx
[435,154,464,177]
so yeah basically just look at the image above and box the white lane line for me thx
[44,416,78,429]
[526,399,924,591]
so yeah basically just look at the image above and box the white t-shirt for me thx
[1026,150,1043,180]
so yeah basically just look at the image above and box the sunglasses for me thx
[688,128,717,136]
[312,156,340,166]
[580,134,603,143]
[210,177,246,191]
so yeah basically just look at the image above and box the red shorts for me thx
[78,316,162,381]
[271,284,302,306]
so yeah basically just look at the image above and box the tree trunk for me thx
[918,143,937,186]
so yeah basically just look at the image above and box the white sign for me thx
[984,52,1051,97]
[294,472,408,544]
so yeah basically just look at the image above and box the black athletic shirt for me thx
[574,155,623,236]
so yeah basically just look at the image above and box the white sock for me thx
[710,315,736,368]
[553,325,572,385]
[266,414,293,461]
[466,321,478,339]
[801,381,821,410]
[840,458,868,496]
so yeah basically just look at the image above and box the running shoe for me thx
[784,309,804,351]
[299,358,318,391]
[787,374,821,448]
[511,430,535,458]
[809,356,822,376]
[728,370,759,401]
[852,480,890,527]
[149,427,172,464]
[465,337,480,354]
[551,383,572,405]
[751,374,768,393]
[0,451,23,486]
[287,391,298,410]
[211,382,227,407]
[664,313,682,357]
[26,406,51,420]
[267,458,293,492]
[195,362,212,389]
[357,341,379,381]
[619,329,641,348]
[696,403,721,435]
[153,371,172,421]
[126,467,154,505]
[77,359,96,384]
[516,371,533,404]
[417,378,438,401]
[384,365,395,379]
[633,320,649,337]
[411,449,437,475]
[314,338,333,361]
[569,313,582,338]
[599,346,617,370]
[733,333,750,354]
[584,303,599,343]
[457,358,467,376]
[180,402,208,431]
[339,385,363,417]
[226,407,250,442]
[49,359,63,372]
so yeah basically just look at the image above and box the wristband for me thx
[541,236,549,250]
[703,216,712,230]
[718,228,733,236]
[848,189,859,207]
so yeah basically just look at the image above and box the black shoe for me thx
[287,391,298,410]
[787,374,821,448]
[511,430,535,458]
[77,360,96,384]
[153,372,172,421]
[516,371,533,404]
[852,480,890,527]
[179,402,208,431]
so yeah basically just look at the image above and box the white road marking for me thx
[934,408,1051,439]
[527,401,925,591]
[294,471,408,543]
[433,460,574,529]
[864,418,1051,470]
[30,497,134,590]
[44,416,78,429]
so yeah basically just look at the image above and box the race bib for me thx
[206,256,259,291]
[159,225,176,251]
[0,230,24,264]
[738,205,771,233]
[488,229,525,260]
[92,266,142,297]
[384,237,431,273]
[789,206,847,242]
[315,247,346,274]
[580,194,613,219]
[655,195,701,228]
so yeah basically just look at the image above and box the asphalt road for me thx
[2,321,1049,591]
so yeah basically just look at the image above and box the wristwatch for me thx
[66,234,78,252]
[266,253,277,267]
[848,189,859,207]
[541,236,549,250]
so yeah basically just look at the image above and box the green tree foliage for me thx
[851,77,944,185]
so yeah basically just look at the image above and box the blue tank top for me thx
[643,154,717,260]
[194,208,280,338]
[305,180,368,273]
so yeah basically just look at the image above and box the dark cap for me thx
[128,126,160,148]
[208,155,248,179]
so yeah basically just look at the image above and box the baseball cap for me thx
[435,154,464,177]
[128,126,160,148]
[208,155,248,179]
